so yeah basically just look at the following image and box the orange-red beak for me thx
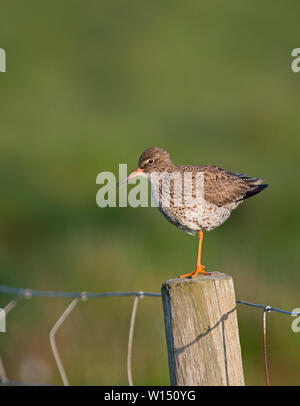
[116,168,144,187]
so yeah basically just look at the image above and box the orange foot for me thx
[179,265,211,278]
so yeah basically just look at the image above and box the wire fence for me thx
[0,284,299,386]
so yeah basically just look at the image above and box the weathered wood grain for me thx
[161,272,244,386]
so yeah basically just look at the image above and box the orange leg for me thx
[179,231,210,278]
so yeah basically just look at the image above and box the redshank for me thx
[118,147,268,278]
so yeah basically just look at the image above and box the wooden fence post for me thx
[161,272,244,386]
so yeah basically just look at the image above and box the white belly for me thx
[149,175,241,233]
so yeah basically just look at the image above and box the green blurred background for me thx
[1,0,300,386]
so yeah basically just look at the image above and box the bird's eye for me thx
[148,159,154,165]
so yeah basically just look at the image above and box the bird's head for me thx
[138,147,173,173]
[117,147,174,186]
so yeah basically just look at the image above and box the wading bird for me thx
[117,147,267,278]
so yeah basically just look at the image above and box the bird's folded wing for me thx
[177,164,264,207]
[203,166,250,206]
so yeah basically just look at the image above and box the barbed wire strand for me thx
[49,297,81,386]
[127,292,144,386]
[0,285,160,299]
[0,285,298,316]
[236,299,300,317]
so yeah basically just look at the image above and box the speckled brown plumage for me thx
[137,147,268,231]
[119,147,268,277]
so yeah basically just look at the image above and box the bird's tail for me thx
[242,177,268,200]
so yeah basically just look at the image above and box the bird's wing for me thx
[203,166,251,206]
[178,165,263,206]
